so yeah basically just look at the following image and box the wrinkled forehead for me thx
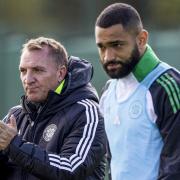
[19,48,55,68]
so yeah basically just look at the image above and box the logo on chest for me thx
[43,124,57,142]
[129,101,143,118]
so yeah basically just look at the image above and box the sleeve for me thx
[151,70,180,180]
[2,105,22,123]
[5,99,106,180]
[0,105,23,179]
[0,151,9,179]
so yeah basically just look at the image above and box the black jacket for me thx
[1,56,106,180]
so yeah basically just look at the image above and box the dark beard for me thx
[103,44,141,79]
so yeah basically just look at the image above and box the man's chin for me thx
[27,96,40,103]
[106,70,130,79]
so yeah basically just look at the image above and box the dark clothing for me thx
[1,56,106,180]
[150,69,180,180]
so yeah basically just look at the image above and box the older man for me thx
[0,37,106,180]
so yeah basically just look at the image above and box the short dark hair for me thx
[96,3,143,35]
[21,37,68,67]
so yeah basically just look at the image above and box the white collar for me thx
[116,73,139,102]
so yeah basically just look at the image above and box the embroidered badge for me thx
[43,124,57,142]
[129,101,143,118]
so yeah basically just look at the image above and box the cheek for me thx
[98,51,104,61]
[20,76,25,87]
[20,74,24,82]
[117,49,131,60]
[98,48,103,55]
[46,76,59,89]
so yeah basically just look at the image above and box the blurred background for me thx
[0,0,180,118]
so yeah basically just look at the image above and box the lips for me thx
[107,63,121,70]
[26,87,39,93]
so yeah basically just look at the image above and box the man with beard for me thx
[95,3,180,180]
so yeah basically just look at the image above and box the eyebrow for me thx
[97,40,126,47]
[19,65,46,70]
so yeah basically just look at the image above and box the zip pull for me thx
[30,121,34,127]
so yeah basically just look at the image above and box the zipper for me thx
[25,115,35,142]
[29,103,48,142]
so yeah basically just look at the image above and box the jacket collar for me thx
[132,45,160,82]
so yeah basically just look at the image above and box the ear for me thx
[136,29,148,52]
[57,65,67,82]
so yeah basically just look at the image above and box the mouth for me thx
[26,87,39,93]
[106,63,121,70]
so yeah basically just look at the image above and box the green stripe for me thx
[164,73,180,108]
[157,78,177,113]
[55,80,65,94]
[160,75,179,110]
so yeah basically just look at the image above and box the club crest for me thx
[129,101,143,118]
[43,124,57,142]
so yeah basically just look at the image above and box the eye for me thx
[34,68,44,73]
[111,42,124,48]
[20,68,26,74]
[97,44,106,51]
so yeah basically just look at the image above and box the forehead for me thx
[95,24,132,44]
[20,49,55,68]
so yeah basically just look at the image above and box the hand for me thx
[0,115,18,150]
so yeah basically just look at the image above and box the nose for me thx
[104,48,115,63]
[24,71,35,84]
